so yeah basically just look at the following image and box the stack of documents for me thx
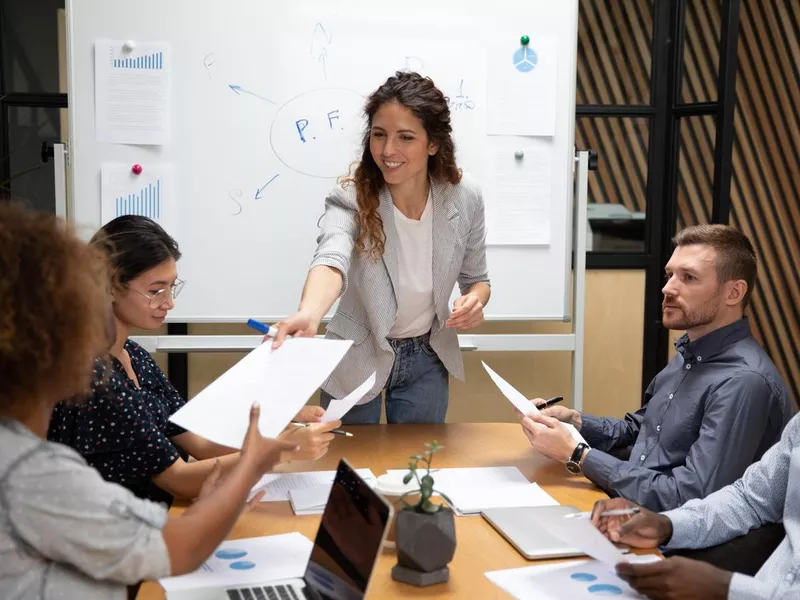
[249,469,377,513]
[382,467,558,516]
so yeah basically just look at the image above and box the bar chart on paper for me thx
[101,163,176,235]
[115,180,162,219]
[113,52,164,70]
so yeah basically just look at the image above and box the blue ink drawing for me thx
[587,584,624,596]
[513,46,538,72]
[571,572,598,582]
[215,549,248,560]
[229,561,256,570]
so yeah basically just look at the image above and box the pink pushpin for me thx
[131,164,143,175]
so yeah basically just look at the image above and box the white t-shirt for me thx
[387,193,436,339]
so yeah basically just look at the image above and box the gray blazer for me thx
[310,175,490,402]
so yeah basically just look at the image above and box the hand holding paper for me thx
[482,361,588,446]
[169,338,352,448]
[321,373,376,423]
[540,514,629,567]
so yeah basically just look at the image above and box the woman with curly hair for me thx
[0,203,298,599]
[273,71,491,424]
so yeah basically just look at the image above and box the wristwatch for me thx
[566,442,590,475]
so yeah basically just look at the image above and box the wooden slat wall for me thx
[675,0,800,404]
[578,0,800,404]
[576,1,653,212]
[728,0,800,405]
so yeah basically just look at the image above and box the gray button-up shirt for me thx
[580,318,794,511]
[662,412,800,599]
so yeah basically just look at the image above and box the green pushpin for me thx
[520,35,530,46]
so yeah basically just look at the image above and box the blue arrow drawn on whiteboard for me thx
[228,85,276,105]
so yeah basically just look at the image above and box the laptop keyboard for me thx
[225,584,304,600]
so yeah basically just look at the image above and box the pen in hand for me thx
[247,318,278,338]
[290,421,354,437]
[535,396,564,410]
[566,507,641,519]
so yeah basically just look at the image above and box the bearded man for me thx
[519,224,795,511]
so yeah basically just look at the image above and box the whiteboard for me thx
[66,0,578,322]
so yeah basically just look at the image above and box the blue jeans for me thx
[321,333,449,424]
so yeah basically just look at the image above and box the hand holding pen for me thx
[590,498,673,548]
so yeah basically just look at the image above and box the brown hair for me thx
[344,71,461,261]
[0,203,110,411]
[673,224,757,308]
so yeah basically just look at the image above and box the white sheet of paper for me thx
[384,466,532,515]
[485,142,551,245]
[540,515,629,567]
[289,483,332,515]
[482,361,539,415]
[101,163,176,236]
[159,533,313,593]
[169,338,352,448]
[94,40,171,144]
[321,372,376,423]
[482,361,588,446]
[442,482,558,515]
[486,36,558,136]
[252,469,376,502]
[486,556,661,600]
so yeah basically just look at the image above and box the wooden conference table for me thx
[138,423,657,599]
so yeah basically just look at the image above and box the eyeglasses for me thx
[130,278,185,308]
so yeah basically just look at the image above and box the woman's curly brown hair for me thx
[0,203,110,411]
[343,71,461,261]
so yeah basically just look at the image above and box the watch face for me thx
[565,461,581,475]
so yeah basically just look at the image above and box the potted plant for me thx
[390,441,457,587]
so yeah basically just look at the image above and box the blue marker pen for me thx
[247,318,278,338]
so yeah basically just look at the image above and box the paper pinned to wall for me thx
[94,40,171,144]
[484,140,552,245]
[101,163,176,234]
[486,36,558,136]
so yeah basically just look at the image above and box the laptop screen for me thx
[303,460,391,600]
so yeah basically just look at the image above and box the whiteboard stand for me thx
[127,151,593,411]
[42,142,69,218]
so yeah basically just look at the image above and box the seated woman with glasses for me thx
[48,215,340,505]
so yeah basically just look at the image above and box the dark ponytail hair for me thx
[90,215,181,288]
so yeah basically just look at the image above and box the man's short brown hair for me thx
[0,203,110,411]
[673,224,757,308]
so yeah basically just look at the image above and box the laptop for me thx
[482,505,628,560]
[170,459,393,600]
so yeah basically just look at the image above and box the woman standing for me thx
[273,71,490,424]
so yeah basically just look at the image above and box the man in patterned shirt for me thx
[591,411,800,600]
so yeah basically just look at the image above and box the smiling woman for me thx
[272,71,492,425]
[48,215,340,506]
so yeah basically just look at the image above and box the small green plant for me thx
[399,441,453,514]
